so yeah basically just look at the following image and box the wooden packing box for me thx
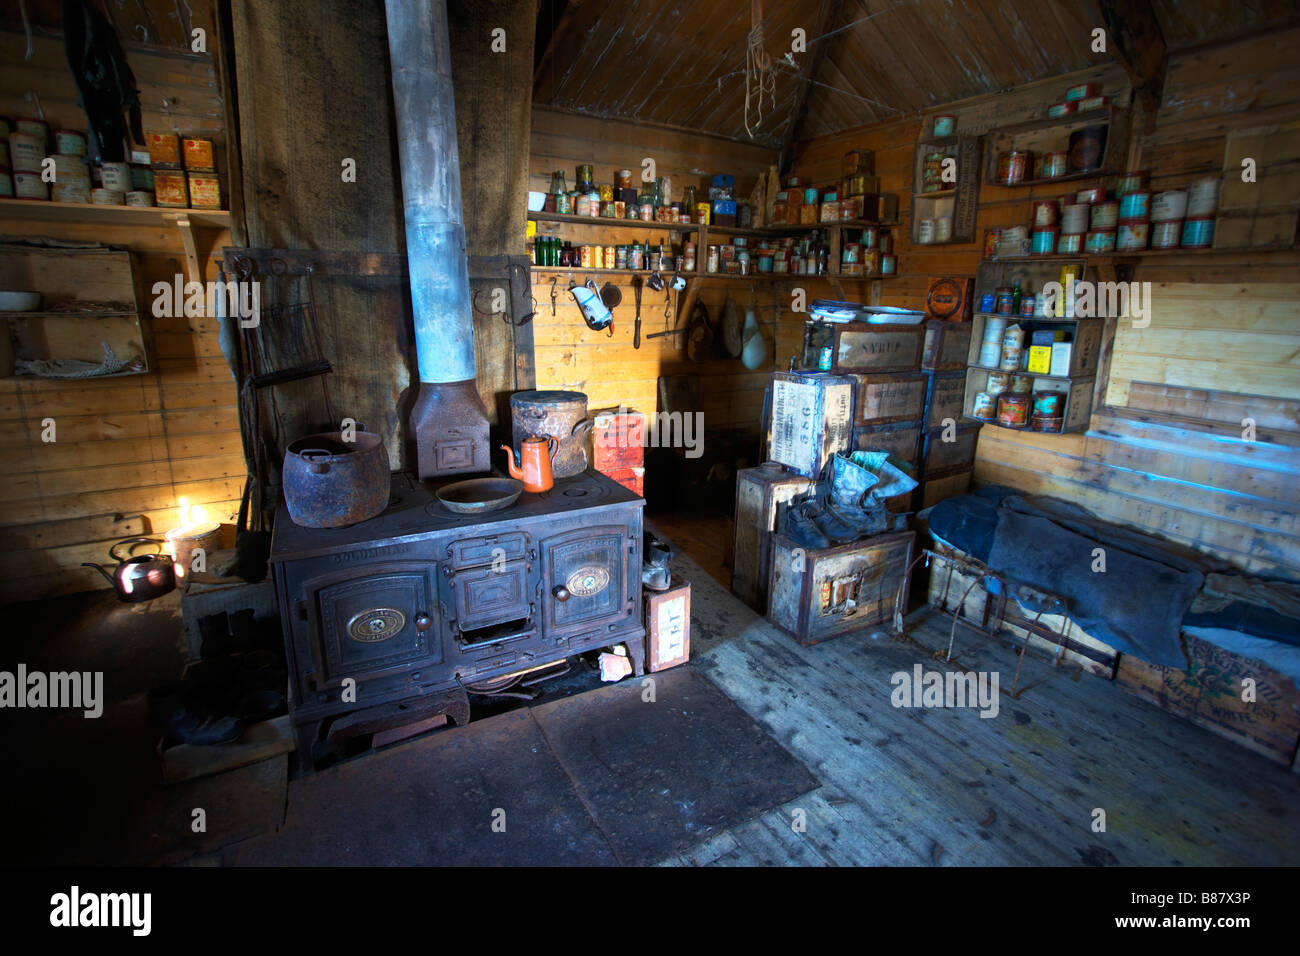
[925,540,1119,678]
[851,421,922,468]
[830,322,925,374]
[921,319,973,371]
[924,369,968,431]
[644,576,691,672]
[842,148,875,177]
[768,531,915,646]
[913,469,971,511]
[852,371,928,425]
[961,369,1096,434]
[801,319,833,368]
[732,463,815,611]
[925,276,975,323]
[767,371,855,479]
[920,422,981,478]
[601,466,644,497]
[592,410,645,472]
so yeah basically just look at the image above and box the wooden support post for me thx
[777,0,844,174]
[1099,0,1167,130]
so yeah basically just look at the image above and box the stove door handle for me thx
[552,585,570,602]
[415,612,433,631]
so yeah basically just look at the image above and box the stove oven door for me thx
[302,563,441,690]
[541,524,635,643]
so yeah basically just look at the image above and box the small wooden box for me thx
[920,422,981,478]
[921,319,973,371]
[914,469,971,511]
[852,371,928,424]
[925,276,975,323]
[644,577,691,672]
[852,421,922,468]
[843,149,876,177]
[767,372,855,479]
[602,466,644,497]
[924,369,968,430]
[831,322,925,374]
[768,531,915,646]
[732,463,815,611]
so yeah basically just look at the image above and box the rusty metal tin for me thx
[147,132,181,167]
[997,394,1030,428]
[182,137,214,170]
[154,169,188,206]
[996,150,1031,185]
[283,430,391,529]
[1149,218,1183,250]
[187,172,221,209]
[510,390,593,479]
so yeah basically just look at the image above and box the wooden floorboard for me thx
[653,520,1300,867]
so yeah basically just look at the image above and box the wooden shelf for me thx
[988,169,1105,188]
[1,309,137,319]
[0,198,230,228]
[528,211,692,231]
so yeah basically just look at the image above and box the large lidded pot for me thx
[509,390,593,479]
[283,429,391,528]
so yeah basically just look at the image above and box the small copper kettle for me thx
[501,435,558,493]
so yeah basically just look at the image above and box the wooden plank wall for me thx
[0,29,238,602]
[791,47,1300,578]
[528,107,891,431]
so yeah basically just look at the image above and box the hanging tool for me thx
[549,276,558,317]
[632,275,643,349]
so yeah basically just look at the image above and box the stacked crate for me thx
[592,410,646,496]
[917,319,980,510]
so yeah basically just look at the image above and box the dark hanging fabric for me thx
[60,0,144,162]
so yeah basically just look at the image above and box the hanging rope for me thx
[744,1,777,137]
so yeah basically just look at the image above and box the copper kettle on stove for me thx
[501,435,558,493]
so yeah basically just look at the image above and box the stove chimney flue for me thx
[385,0,490,479]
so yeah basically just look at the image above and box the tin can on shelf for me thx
[696,202,711,224]
[1010,374,1034,395]
[996,150,1031,185]
[934,216,953,242]
[1149,218,1183,250]
[1030,414,1064,433]
[1031,227,1058,255]
[131,165,154,190]
[1019,294,1037,315]
[971,391,998,420]
[615,246,629,270]
[978,342,1002,367]
[1075,186,1105,205]
[880,255,897,275]
[1039,151,1068,179]
[979,292,996,312]
[125,189,154,207]
[1060,203,1089,234]
[1056,232,1083,254]
[575,164,593,189]
[1047,101,1075,119]
[917,218,936,244]
[605,245,617,269]
[1084,229,1116,253]
[1118,189,1151,220]
[1181,217,1216,248]
[187,172,221,209]
[995,288,1014,315]
[8,132,43,171]
[1151,189,1188,221]
[1032,199,1059,227]
[1068,125,1107,173]
[1116,220,1149,251]
[147,132,181,167]
[982,228,1002,259]
[1065,82,1097,102]
[1078,95,1109,113]
[616,169,633,189]
[182,137,214,170]
[91,187,124,205]
[1187,177,1220,217]
[14,171,47,200]
[153,169,189,207]
[51,181,89,203]
[638,202,653,221]
[100,161,132,191]
[1090,200,1119,229]
[1115,170,1149,196]
[14,117,47,142]
[1033,391,1065,416]
[985,372,1010,393]
[54,129,86,156]
[932,114,956,137]
[997,394,1031,428]
[48,153,89,185]
[579,244,593,268]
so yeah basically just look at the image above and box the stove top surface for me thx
[270,469,642,561]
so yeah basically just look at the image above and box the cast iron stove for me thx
[271,469,645,771]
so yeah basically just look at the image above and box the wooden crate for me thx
[961,368,1095,435]
[1116,637,1300,767]
[966,313,1103,379]
[914,469,972,511]
[768,531,915,646]
[732,463,815,611]
[852,371,928,424]
[644,576,691,672]
[920,422,981,478]
[830,322,925,374]
[921,318,973,371]
[925,541,1118,678]
[591,410,645,472]
[851,421,922,468]
[924,369,967,430]
[767,371,855,478]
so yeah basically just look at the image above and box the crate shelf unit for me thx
[912,133,983,246]
[965,258,1104,435]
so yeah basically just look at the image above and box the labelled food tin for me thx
[131,165,154,190]
[917,218,936,243]
[54,129,86,156]
[1078,94,1109,112]
[971,391,998,420]
[1075,186,1104,204]
[0,167,11,198]
[1033,391,1064,416]
[1039,150,1068,179]
[1068,125,1107,173]
[13,170,48,200]
[48,153,89,185]
[996,149,1031,185]
[1010,374,1034,395]
[1115,170,1149,196]
[100,161,132,191]
[985,372,1010,393]
[1116,220,1149,251]
[1031,227,1058,255]
[1090,200,1119,229]
[148,132,181,166]
[978,342,1002,367]
[1030,414,1064,432]
[182,137,214,170]
[1060,202,1089,234]
[8,132,43,171]
[154,169,189,206]
[1047,101,1076,118]
[934,216,953,242]
[125,189,154,207]
[91,187,124,205]
[1032,199,1059,227]
[932,114,956,137]
[880,254,897,275]
[1065,82,1096,101]
[1187,177,1220,217]
[1181,217,1216,249]
[1151,189,1188,221]
[1056,232,1083,254]
[53,180,90,204]
[982,228,1002,259]
[1118,189,1150,220]
[187,172,221,209]
[1085,228,1116,253]
[14,117,47,142]
[1149,218,1182,249]
[997,394,1030,427]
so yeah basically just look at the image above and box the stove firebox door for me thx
[304,563,441,690]
[541,525,632,641]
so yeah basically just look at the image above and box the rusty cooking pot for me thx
[509,390,593,479]
[283,427,391,528]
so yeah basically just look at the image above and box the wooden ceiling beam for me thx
[1099,0,1168,120]
[777,0,843,174]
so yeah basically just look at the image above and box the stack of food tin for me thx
[147,132,221,210]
